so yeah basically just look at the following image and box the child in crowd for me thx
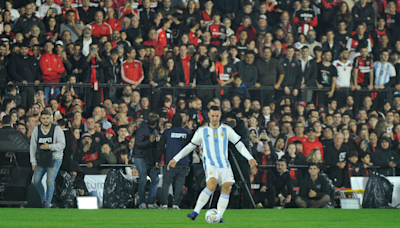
[4,84,21,106]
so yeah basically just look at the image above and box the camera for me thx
[53,9,56,13]
[84,141,89,146]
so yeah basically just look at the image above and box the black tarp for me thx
[52,170,76,208]
[362,172,394,208]
[103,169,135,208]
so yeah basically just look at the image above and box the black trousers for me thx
[161,164,188,206]
[253,187,276,208]
[20,87,36,109]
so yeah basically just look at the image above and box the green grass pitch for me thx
[0,208,399,227]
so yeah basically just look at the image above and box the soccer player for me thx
[167,106,257,222]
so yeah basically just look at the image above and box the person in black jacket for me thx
[266,159,295,208]
[175,44,196,98]
[235,50,258,87]
[250,167,276,208]
[196,56,217,104]
[372,137,400,176]
[324,132,350,187]
[7,43,40,109]
[224,111,253,208]
[279,45,301,100]
[85,42,106,112]
[352,0,375,32]
[226,74,251,102]
[132,114,160,209]
[104,48,122,100]
[295,162,331,208]
[283,143,307,187]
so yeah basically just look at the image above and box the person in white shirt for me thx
[332,48,353,107]
[38,0,61,19]
[168,106,257,222]
[373,49,396,89]
[4,0,20,21]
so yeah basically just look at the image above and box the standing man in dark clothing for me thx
[78,0,97,24]
[176,44,196,97]
[295,163,331,208]
[255,47,285,104]
[86,42,105,111]
[266,159,294,208]
[69,43,89,84]
[13,3,46,36]
[314,51,337,107]
[133,114,160,209]
[30,110,66,208]
[279,46,301,100]
[225,111,253,208]
[352,0,375,32]
[0,44,10,99]
[235,50,258,87]
[157,114,193,209]
[324,132,350,187]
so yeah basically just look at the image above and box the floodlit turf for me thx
[0,208,399,227]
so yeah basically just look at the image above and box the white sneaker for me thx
[161,205,168,209]
[172,205,180,210]
[148,203,159,209]
[139,203,147,209]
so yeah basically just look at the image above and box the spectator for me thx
[60,10,83,43]
[372,137,400,176]
[206,11,226,47]
[266,159,294,208]
[121,47,144,88]
[105,7,122,32]
[14,3,46,36]
[39,40,65,104]
[73,132,105,174]
[280,45,301,99]
[352,0,375,32]
[324,132,350,187]
[78,0,97,24]
[346,23,372,62]
[236,16,257,41]
[133,114,160,209]
[295,163,330,208]
[333,48,352,106]
[90,11,112,40]
[85,117,106,145]
[293,0,318,35]
[235,50,258,87]
[302,127,324,157]
[38,0,62,19]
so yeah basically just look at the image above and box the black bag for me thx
[362,172,394,208]
[103,169,134,208]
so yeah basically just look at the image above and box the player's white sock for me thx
[193,188,212,214]
[217,194,229,217]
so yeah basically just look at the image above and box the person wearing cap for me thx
[324,132,350,187]
[302,126,324,158]
[60,10,83,43]
[39,40,65,104]
[30,110,66,208]
[104,127,116,141]
[73,132,105,175]
[255,15,271,35]
[320,125,333,148]
[14,3,46,36]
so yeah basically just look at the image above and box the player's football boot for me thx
[187,211,198,220]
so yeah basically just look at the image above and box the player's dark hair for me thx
[2,115,11,125]
[172,113,183,127]
[210,106,221,112]
[308,162,320,169]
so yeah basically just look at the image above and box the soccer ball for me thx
[205,209,221,223]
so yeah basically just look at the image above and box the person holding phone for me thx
[38,0,61,19]
[73,133,106,175]
[85,42,106,111]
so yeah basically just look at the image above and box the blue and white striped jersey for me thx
[191,124,241,169]
[373,61,396,86]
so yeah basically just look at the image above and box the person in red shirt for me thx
[236,16,257,41]
[39,40,65,104]
[206,11,226,46]
[175,44,196,88]
[121,47,144,89]
[303,127,324,158]
[286,122,308,149]
[200,0,213,28]
[89,11,113,40]
[61,0,80,22]
[189,19,202,47]
[105,7,122,31]
[157,18,172,51]
[143,28,163,56]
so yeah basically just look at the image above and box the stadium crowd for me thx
[0,0,399,209]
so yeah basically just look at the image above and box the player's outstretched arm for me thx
[235,141,257,168]
[169,142,197,169]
